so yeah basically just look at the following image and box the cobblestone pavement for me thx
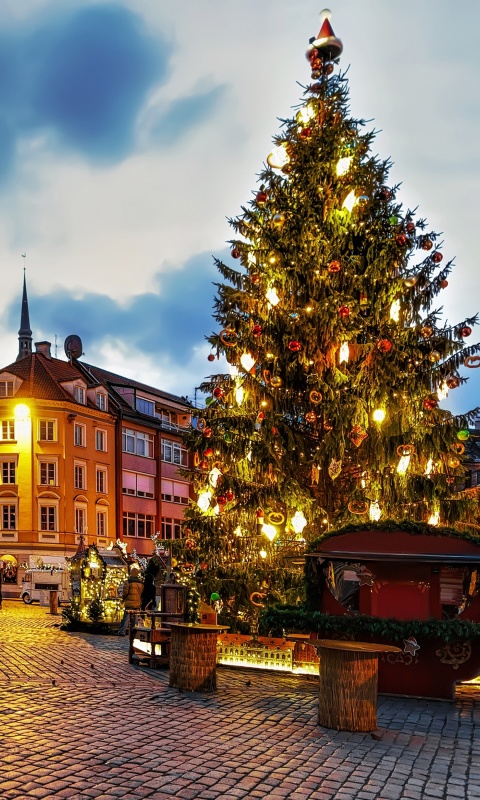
[1,601,480,800]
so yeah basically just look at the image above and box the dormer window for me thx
[0,381,14,398]
[96,392,107,411]
[136,396,155,417]
[74,385,85,404]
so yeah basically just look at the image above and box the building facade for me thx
[0,280,193,596]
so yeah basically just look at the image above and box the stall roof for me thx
[306,550,480,564]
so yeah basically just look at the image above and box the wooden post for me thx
[49,590,58,616]
[318,647,378,731]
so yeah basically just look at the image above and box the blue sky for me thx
[1,0,480,415]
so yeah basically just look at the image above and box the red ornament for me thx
[216,496,227,506]
[251,273,261,285]
[212,387,224,399]
[256,191,268,205]
[207,354,215,362]
[225,490,235,502]
[305,411,317,424]
[203,428,213,438]
[406,221,415,233]
[377,339,392,354]
[440,279,449,289]
[231,248,241,259]
[300,127,312,139]
[423,397,438,411]
[185,538,196,550]
[446,376,460,389]
[199,460,209,470]
[461,326,472,337]
[328,260,341,273]
[288,340,302,352]
[252,324,262,337]
[422,238,433,251]
[323,63,334,76]
[380,187,392,201]
[338,306,350,318]
[432,252,443,264]
[396,233,407,246]
[309,83,322,93]
[203,447,214,457]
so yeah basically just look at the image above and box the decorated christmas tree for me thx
[177,12,480,623]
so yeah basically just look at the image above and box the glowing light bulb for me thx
[261,524,277,542]
[428,511,440,526]
[437,382,449,401]
[234,526,243,537]
[390,299,401,322]
[339,342,349,364]
[342,190,356,212]
[291,511,307,534]
[397,455,411,475]
[373,408,386,423]
[336,156,352,177]
[425,459,434,476]
[235,385,245,405]
[197,491,212,512]
[296,103,316,125]
[369,501,381,522]
[14,403,30,421]
[266,286,280,307]
[240,352,256,372]
[208,467,222,488]
[267,143,290,169]
[259,550,268,559]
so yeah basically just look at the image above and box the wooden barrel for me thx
[318,646,378,731]
[168,625,225,692]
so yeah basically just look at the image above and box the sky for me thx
[1,0,480,415]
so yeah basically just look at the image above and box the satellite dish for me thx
[64,334,83,361]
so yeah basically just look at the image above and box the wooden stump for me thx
[169,626,220,692]
[318,647,378,732]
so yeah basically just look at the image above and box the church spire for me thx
[17,268,32,361]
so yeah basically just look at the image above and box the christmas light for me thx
[266,286,280,307]
[240,352,256,371]
[336,156,352,176]
[428,511,440,526]
[425,459,434,476]
[296,103,316,125]
[390,299,401,322]
[342,190,356,212]
[339,342,349,364]
[291,510,307,534]
[267,143,290,169]
[197,491,212,512]
[235,384,245,405]
[208,467,222,488]
[369,501,382,522]
[437,382,449,401]
[259,550,268,559]
[372,408,386,423]
[234,526,243,537]
[261,524,277,542]
[397,455,411,475]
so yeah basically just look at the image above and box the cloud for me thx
[6,249,225,362]
[149,85,227,147]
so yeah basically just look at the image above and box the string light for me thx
[390,299,401,322]
[372,408,386,423]
[336,156,352,176]
[266,286,280,307]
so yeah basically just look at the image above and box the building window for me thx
[96,393,107,411]
[0,381,14,397]
[39,420,56,441]
[161,517,182,540]
[1,420,15,441]
[74,463,86,490]
[96,510,107,537]
[40,505,57,531]
[122,471,155,498]
[75,507,86,534]
[122,428,154,458]
[122,512,154,538]
[1,461,16,484]
[136,397,155,417]
[74,423,86,447]
[74,385,85,404]
[161,440,188,467]
[1,504,16,530]
[161,479,189,505]
[95,429,106,452]
[39,461,56,486]
[96,468,107,494]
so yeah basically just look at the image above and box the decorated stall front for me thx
[266,523,480,700]
[69,541,128,626]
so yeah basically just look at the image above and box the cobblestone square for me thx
[1,601,479,800]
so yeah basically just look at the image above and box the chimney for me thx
[35,341,52,359]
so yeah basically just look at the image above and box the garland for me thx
[260,605,480,644]
[307,519,480,553]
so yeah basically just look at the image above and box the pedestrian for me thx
[141,568,157,611]
[117,566,143,635]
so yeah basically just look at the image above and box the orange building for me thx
[0,277,193,595]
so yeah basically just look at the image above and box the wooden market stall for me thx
[69,540,128,626]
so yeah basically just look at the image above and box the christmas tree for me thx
[177,12,480,623]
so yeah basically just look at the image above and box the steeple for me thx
[17,269,32,361]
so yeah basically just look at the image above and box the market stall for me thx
[69,541,128,625]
